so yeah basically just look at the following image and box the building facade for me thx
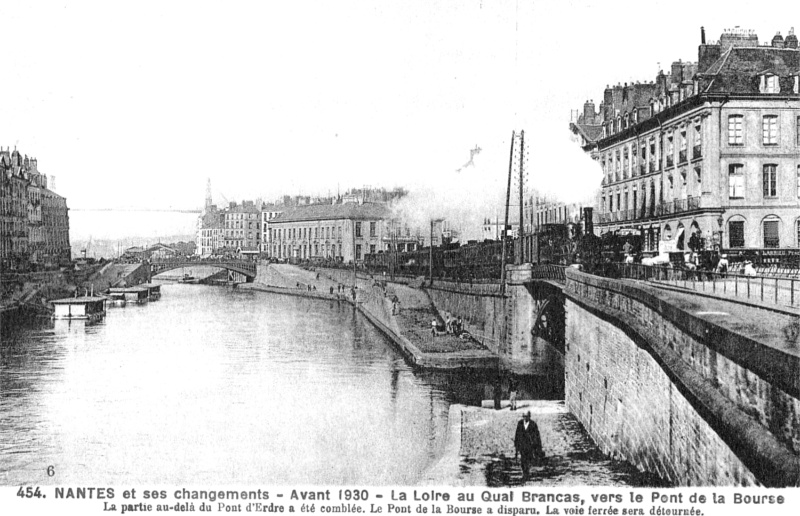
[269,202,391,262]
[1,148,70,271]
[222,201,261,254]
[260,204,283,255]
[580,27,800,255]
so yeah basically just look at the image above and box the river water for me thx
[2,284,560,486]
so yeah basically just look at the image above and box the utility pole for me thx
[500,130,515,297]
[518,130,525,264]
[429,220,434,286]
[352,220,357,288]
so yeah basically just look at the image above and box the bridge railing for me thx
[530,264,567,283]
[607,262,799,309]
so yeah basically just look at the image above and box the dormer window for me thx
[760,74,780,94]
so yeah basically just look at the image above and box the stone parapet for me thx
[564,268,800,486]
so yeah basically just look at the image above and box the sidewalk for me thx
[425,401,668,486]
[627,279,800,356]
[250,264,498,368]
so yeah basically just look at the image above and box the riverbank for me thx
[241,263,499,369]
[424,401,669,486]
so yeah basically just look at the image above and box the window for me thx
[694,166,702,185]
[728,115,743,145]
[763,220,780,248]
[797,165,800,198]
[797,220,800,246]
[797,116,800,146]
[761,74,780,94]
[728,164,745,198]
[369,221,376,237]
[355,222,362,237]
[763,115,778,145]
[369,244,376,254]
[729,221,745,248]
[355,244,362,260]
[763,164,777,197]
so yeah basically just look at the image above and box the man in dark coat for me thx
[514,411,543,480]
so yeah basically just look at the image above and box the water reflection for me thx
[2,284,540,486]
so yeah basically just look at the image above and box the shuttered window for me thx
[729,221,745,248]
[763,220,780,248]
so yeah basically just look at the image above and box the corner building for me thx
[588,28,800,256]
[269,202,390,262]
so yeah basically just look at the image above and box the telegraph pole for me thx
[518,130,525,264]
[429,220,434,286]
[500,130,515,297]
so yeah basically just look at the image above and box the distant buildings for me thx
[269,202,395,262]
[572,27,800,254]
[1,147,71,271]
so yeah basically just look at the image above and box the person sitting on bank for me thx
[514,411,544,481]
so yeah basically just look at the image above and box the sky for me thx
[1,0,795,241]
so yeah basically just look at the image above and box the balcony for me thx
[692,145,702,160]
[678,150,687,164]
[599,197,700,226]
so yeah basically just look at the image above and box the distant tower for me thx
[205,178,213,210]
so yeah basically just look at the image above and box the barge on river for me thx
[107,287,149,304]
[139,283,162,301]
[51,296,107,321]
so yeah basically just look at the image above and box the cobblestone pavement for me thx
[454,401,668,487]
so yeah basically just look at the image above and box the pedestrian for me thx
[457,316,463,335]
[330,286,334,295]
[743,260,757,277]
[514,411,543,480]
[508,375,518,411]
[431,319,438,337]
[716,254,729,278]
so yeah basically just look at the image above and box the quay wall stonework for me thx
[564,269,800,486]
[425,282,506,357]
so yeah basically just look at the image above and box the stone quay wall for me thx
[424,280,506,357]
[564,268,800,486]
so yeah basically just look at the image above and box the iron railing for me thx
[530,264,567,283]
[607,262,799,308]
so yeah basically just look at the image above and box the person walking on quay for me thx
[514,411,543,481]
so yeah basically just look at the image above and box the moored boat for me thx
[51,296,107,321]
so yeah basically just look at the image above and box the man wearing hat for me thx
[514,411,544,480]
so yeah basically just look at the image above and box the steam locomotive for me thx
[363,208,638,279]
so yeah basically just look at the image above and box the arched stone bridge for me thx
[150,259,257,280]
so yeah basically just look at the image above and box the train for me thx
[363,208,636,279]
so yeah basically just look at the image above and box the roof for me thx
[108,287,148,293]
[701,46,800,94]
[52,296,107,304]
[271,202,391,224]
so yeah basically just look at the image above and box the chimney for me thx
[583,100,596,124]
[701,26,706,44]
[786,27,798,48]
